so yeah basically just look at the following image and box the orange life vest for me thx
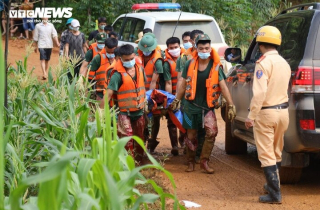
[180,47,196,61]
[164,48,186,95]
[185,48,223,108]
[95,52,114,93]
[110,60,146,112]
[88,43,105,80]
[138,46,163,91]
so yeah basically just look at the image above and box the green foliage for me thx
[2,50,185,209]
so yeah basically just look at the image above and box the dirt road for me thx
[4,38,320,210]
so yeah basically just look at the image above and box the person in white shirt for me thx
[33,18,60,80]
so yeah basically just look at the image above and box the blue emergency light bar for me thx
[132,3,181,10]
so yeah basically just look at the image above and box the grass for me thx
[0,43,185,210]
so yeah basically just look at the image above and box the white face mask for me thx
[168,48,181,57]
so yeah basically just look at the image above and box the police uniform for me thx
[247,26,291,204]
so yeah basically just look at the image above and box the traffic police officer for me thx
[245,26,291,204]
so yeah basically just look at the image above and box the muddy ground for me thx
[4,38,320,210]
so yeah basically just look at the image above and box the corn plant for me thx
[2,50,185,209]
[1,26,6,210]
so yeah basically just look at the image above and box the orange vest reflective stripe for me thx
[95,52,114,93]
[110,60,146,112]
[88,43,106,80]
[185,48,222,108]
[164,48,186,95]
[138,46,163,91]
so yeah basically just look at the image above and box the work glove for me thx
[228,105,236,122]
[170,98,181,111]
[144,99,149,114]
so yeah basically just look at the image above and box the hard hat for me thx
[71,19,80,28]
[256,26,281,46]
[138,33,157,52]
[65,18,74,26]
[135,31,143,44]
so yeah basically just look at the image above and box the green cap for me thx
[95,32,107,44]
[138,33,157,52]
[195,33,211,44]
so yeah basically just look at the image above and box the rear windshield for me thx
[153,21,223,45]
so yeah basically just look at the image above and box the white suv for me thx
[112,10,232,72]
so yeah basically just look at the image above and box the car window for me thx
[153,21,223,45]
[113,17,124,37]
[314,22,320,60]
[121,18,146,42]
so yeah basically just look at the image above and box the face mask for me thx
[198,52,210,60]
[168,48,181,57]
[106,53,115,58]
[97,44,105,50]
[73,27,79,31]
[99,25,106,30]
[183,42,192,50]
[122,58,136,68]
[143,51,152,56]
[69,25,73,30]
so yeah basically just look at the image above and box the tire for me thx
[279,167,302,184]
[225,106,247,154]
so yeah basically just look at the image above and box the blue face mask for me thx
[69,25,73,30]
[198,52,210,60]
[183,42,192,50]
[99,25,106,30]
[143,51,152,56]
[97,44,105,50]
[106,53,115,58]
[73,27,79,31]
[122,58,136,68]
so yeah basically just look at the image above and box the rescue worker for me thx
[171,34,236,173]
[182,31,192,50]
[86,38,118,100]
[245,26,290,204]
[137,33,164,153]
[103,44,146,164]
[160,37,186,155]
[176,29,204,158]
[79,32,107,84]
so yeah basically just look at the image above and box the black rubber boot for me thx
[259,165,282,204]
[264,162,281,193]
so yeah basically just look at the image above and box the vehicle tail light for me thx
[218,46,228,58]
[291,66,320,93]
[300,119,315,130]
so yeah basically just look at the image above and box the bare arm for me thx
[176,77,186,100]
[165,80,172,94]
[53,36,60,47]
[79,61,89,77]
[176,72,183,96]
[150,73,159,90]
[83,44,87,54]
[64,43,69,59]
[100,89,114,109]
[219,80,234,105]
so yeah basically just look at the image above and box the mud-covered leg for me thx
[132,115,146,165]
[117,114,134,155]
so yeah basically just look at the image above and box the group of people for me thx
[17,11,290,204]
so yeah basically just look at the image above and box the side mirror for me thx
[224,48,242,64]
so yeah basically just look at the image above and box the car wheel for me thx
[279,167,302,184]
[225,105,247,154]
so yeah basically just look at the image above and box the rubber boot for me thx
[264,162,281,193]
[259,165,282,204]
[185,147,195,172]
[199,137,215,174]
[168,117,179,156]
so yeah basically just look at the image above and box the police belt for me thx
[261,102,289,110]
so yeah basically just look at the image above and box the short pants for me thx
[39,48,52,61]
[22,18,35,31]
